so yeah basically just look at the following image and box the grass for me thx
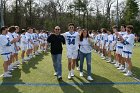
[0,43,140,93]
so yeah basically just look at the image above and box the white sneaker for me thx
[35,52,39,55]
[71,70,74,77]
[124,71,132,76]
[80,72,83,77]
[101,56,105,60]
[29,55,32,59]
[100,54,103,57]
[106,59,111,63]
[22,59,27,63]
[68,72,71,79]
[33,55,36,58]
[8,65,14,71]
[24,57,30,61]
[115,63,120,68]
[87,76,93,81]
[13,66,18,69]
[6,71,11,74]
[117,65,124,70]
[16,61,20,65]
[76,67,80,71]
[3,73,12,78]
[111,60,116,64]
[54,72,57,76]
[121,68,128,73]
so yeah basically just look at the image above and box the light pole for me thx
[0,0,4,28]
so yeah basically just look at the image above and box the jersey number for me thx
[67,39,75,45]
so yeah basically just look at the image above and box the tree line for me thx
[1,0,140,34]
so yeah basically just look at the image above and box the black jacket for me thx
[47,34,65,54]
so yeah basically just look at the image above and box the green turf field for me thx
[0,43,140,93]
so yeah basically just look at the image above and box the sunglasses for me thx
[69,26,74,29]
[55,29,60,30]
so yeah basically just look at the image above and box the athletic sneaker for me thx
[8,65,14,71]
[3,73,12,78]
[111,60,116,64]
[87,76,93,81]
[115,63,119,68]
[58,76,62,81]
[68,72,71,79]
[54,72,57,76]
[71,70,74,77]
[35,52,39,55]
[24,57,30,61]
[121,68,128,73]
[76,67,80,71]
[80,72,83,77]
[106,59,111,63]
[22,59,27,63]
[101,56,106,60]
[12,66,17,69]
[16,61,20,65]
[29,55,32,59]
[117,65,124,70]
[6,71,11,74]
[124,71,132,76]
[100,53,103,57]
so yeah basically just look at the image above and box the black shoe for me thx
[58,76,62,81]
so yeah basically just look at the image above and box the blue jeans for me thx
[51,54,62,77]
[79,51,91,76]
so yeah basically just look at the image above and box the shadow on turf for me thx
[22,52,49,74]
[70,69,122,93]
[132,66,140,80]
[58,80,81,93]
[0,69,23,93]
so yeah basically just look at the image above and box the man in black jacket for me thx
[47,26,65,80]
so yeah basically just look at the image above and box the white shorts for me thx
[10,45,19,54]
[27,43,33,49]
[8,45,14,55]
[21,45,27,51]
[116,46,123,55]
[1,53,11,61]
[96,42,100,47]
[122,51,132,58]
[34,41,39,46]
[100,41,104,49]
[67,50,78,59]
[108,45,113,51]
[45,41,48,44]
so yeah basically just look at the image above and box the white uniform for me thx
[122,33,135,58]
[20,34,28,51]
[25,32,32,49]
[64,31,79,59]
[112,33,117,51]
[106,34,114,51]
[12,32,20,53]
[39,33,44,44]
[33,33,39,46]
[116,32,127,55]
[100,33,108,49]
[96,34,101,47]
[6,32,15,54]
[0,35,11,61]
[30,33,34,48]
